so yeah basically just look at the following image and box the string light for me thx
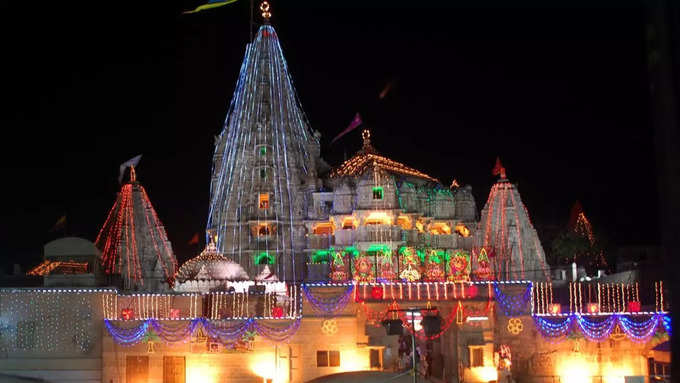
[95,173,177,286]
[474,175,550,281]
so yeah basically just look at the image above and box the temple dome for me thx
[175,242,249,282]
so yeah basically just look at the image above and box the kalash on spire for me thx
[207,3,324,281]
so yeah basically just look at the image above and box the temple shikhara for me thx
[1,4,671,383]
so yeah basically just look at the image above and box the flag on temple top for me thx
[188,233,200,245]
[450,179,460,189]
[331,113,362,144]
[50,215,66,232]
[492,156,506,179]
[379,81,393,99]
[183,0,239,14]
[118,154,142,184]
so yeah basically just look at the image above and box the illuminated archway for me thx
[313,221,335,235]
[364,212,392,225]
[341,217,358,230]
[396,215,412,230]
[429,222,451,235]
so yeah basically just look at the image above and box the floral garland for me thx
[302,285,354,314]
[105,317,301,345]
[533,314,669,343]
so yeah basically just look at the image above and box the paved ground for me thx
[0,375,46,382]
[305,371,442,383]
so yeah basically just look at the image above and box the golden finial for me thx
[362,129,371,147]
[260,1,271,20]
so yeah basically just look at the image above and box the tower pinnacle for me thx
[260,1,271,21]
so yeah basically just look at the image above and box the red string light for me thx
[95,175,177,285]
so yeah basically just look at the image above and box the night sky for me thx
[0,1,658,271]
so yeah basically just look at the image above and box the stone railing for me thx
[307,234,334,249]
[334,229,356,246]
[355,225,403,243]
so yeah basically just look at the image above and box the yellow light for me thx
[340,349,366,372]
[556,352,595,383]
[454,223,470,237]
[187,359,218,383]
[365,211,392,225]
[602,362,633,383]
[396,215,412,230]
[429,222,451,235]
[556,351,635,383]
[471,366,498,382]
[342,216,358,229]
[250,352,286,382]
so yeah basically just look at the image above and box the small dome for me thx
[175,242,249,282]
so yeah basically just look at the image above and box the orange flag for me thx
[188,233,199,245]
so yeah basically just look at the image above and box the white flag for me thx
[118,154,142,184]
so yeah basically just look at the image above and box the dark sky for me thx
[0,1,658,271]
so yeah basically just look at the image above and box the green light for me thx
[259,146,267,156]
[343,246,359,258]
[255,252,275,265]
[372,186,383,200]
[311,249,332,263]
[416,249,426,263]
[367,243,391,255]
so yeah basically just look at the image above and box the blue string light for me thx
[105,317,302,345]
[207,24,318,280]
[302,285,354,314]
[532,314,669,343]
[662,314,671,336]
[494,282,531,316]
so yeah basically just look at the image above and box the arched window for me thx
[259,193,269,209]
[429,222,452,235]
[364,212,392,225]
[258,225,271,236]
[342,217,358,230]
[255,252,275,265]
[396,215,412,230]
[313,222,334,235]
[454,223,471,237]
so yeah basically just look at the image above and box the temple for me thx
[1,5,671,383]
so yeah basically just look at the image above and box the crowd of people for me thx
[392,335,433,379]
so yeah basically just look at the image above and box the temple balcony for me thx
[429,234,457,248]
[307,234,335,249]
[409,233,457,248]
[355,225,403,243]
[334,229,356,246]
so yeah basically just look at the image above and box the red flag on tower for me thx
[492,157,506,179]
[188,233,199,245]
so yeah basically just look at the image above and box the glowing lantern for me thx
[587,302,599,314]
[466,284,478,298]
[628,301,641,313]
[121,308,134,320]
[371,286,384,300]
[271,306,284,318]
[169,309,180,319]
[549,303,561,315]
